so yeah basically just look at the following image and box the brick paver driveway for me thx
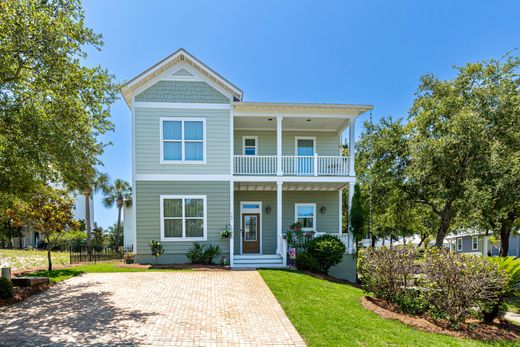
[0,271,305,346]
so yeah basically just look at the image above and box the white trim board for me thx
[136,174,231,181]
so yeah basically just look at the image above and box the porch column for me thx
[276,181,283,253]
[276,116,283,176]
[483,235,489,256]
[349,120,356,176]
[347,182,355,253]
[229,181,234,267]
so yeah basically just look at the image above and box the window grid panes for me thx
[162,119,204,162]
[472,236,478,250]
[243,137,257,156]
[457,238,462,251]
[163,197,205,239]
[296,204,315,231]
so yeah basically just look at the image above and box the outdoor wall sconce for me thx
[320,206,326,214]
[265,205,272,214]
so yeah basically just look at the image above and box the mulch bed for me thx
[0,283,52,307]
[361,296,520,341]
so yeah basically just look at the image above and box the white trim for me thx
[295,203,316,232]
[232,176,357,183]
[242,136,258,156]
[295,136,317,156]
[457,238,463,251]
[135,102,231,110]
[234,112,358,119]
[239,201,263,255]
[229,181,234,266]
[136,174,231,181]
[160,195,207,241]
[131,96,137,254]
[472,236,479,251]
[160,117,207,164]
[233,127,337,132]
[338,189,343,235]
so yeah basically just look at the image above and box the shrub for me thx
[420,249,507,325]
[481,256,520,322]
[186,242,221,265]
[307,234,346,274]
[395,291,429,316]
[149,240,164,262]
[358,246,417,302]
[0,277,13,300]
[295,252,319,272]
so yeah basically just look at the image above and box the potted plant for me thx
[219,224,232,239]
[285,222,314,265]
[123,251,135,264]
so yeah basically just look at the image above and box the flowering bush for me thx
[218,225,232,239]
[149,240,164,263]
[285,222,314,254]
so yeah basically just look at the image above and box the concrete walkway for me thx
[0,271,305,346]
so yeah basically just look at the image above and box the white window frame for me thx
[294,136,317,156]
[457,238,462,251]
[472,236,479,251]
[242,136,258,156]
[239,201,263,254]
[160,117,207,164]
[160,195,207,241]
[294,203,317,232]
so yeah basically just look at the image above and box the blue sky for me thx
[83,0,520,228]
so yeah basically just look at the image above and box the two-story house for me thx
[121,49,372,272]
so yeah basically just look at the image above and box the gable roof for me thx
[121,48,243,107]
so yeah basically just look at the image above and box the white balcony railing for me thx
[234,155,277,175]
[234,154,350,176]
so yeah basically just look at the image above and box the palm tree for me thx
[83,172,110,243]
[102,178,132,252]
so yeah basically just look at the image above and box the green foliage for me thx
[306,234,346,274]
[149,240,164,258]
[295,252,319,272]
[186,242,221,265]
[106,222,124,249]
[349,183,366,249]
[488,256,520,296]
[358,246,417,301]
[0,0,118,204]
[218,225,232,239]
[0,277,13,300]
[103,178,132,252]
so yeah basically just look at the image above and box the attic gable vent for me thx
[171,68,194,77]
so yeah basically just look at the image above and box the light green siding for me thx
[135,107,230,174]
[135,181,230,264]
[233,190,340,255]
[233,191,277,255]
[135,81,230,104]
[234,130,340,156]
[282,191,340,233]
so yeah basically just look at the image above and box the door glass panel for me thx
[297,139,314,156]
[244,215,257,241]
[297,139,314,174]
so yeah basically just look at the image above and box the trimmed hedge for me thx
[307,234,346,274]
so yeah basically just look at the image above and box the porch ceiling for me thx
[233,116,347,132]
[234,181,346,191]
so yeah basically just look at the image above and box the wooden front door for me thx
[242,213,260,253]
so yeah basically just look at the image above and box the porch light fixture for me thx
[306,119,311,122]
[268,118,273,121]
[265,205,272,214]
[320,206,326,214]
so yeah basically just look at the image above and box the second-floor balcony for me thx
[233,154,350,176]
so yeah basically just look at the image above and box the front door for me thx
[242,213,260,253]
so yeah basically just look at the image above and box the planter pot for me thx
[287,253,295,266]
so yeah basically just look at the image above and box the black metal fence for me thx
[70,246,123,264]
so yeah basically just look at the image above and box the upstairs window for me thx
[161,118,206,163]
[243,136,258,156]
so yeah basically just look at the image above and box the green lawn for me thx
[28,262,189,283]
[0,249,69,271]
[258,269,520,347]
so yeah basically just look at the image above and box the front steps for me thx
[232,254,286,268]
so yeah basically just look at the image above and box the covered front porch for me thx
[229,180,354,268]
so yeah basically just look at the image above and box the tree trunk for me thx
[499,218,513,257]
[371,235,376,247]
[417,234,427,248]
[84,190,92,245]
[47,243,53,271]
[435,203,453,248]
[115,204,122,253]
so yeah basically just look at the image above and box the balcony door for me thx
[295,137,315,175]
